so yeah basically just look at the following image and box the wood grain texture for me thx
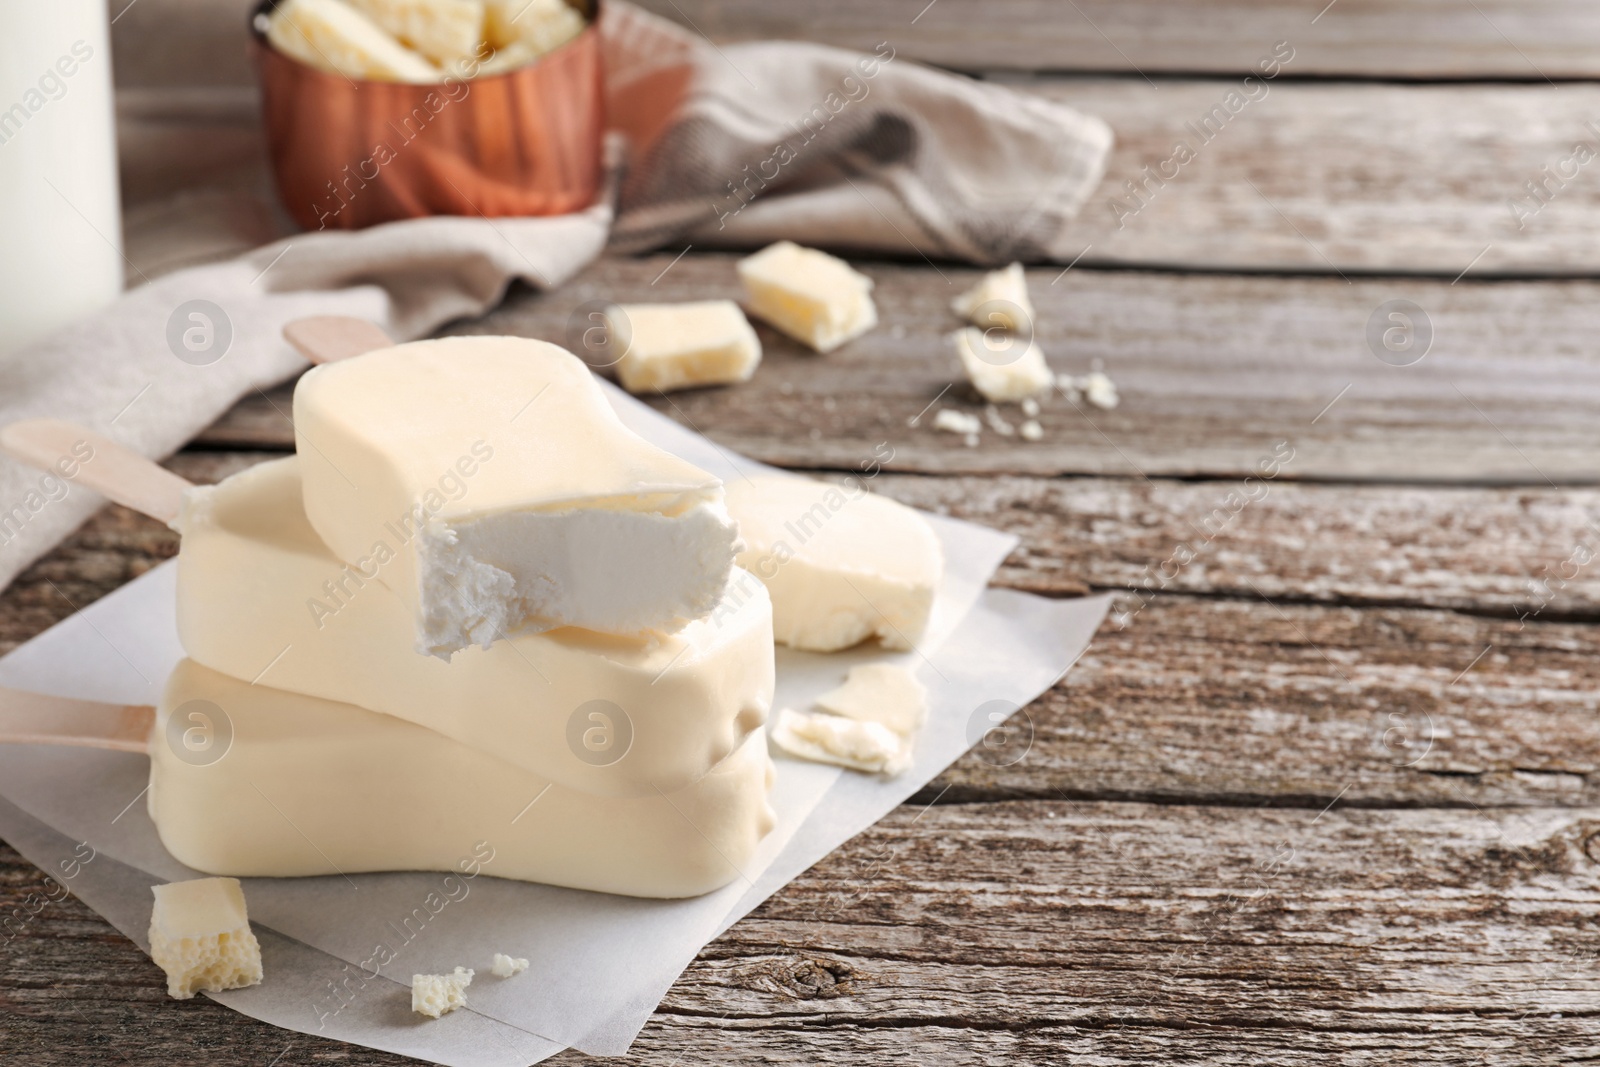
[158,452,1600,623]
[117,79,1600,276]
[9,797,1600,1065]
[530,256,1599,484]
[9,454,1600,813]
[1039,79,1600,276]
[632,0,1600,80]
[196,254,1600,483]
[107,0,1600,84]
[878,474,1600,621]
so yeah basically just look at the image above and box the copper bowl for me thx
[251,0,604,230]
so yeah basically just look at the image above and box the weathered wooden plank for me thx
[155,453,1600,623]
[11,455,1600,810]
[1038,79,1600,276]
[300,255,1600,485]
[881,474,1600,621]
[9,798,1600,1064]
[118,79,1600,277]
[108,0,1600,85]
[997,596,1600,809]
[633,0,1600,80]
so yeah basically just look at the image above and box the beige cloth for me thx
[0,2,1109,593]
[603,6,1112,262]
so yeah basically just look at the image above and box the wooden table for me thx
[7,1,1600,1063]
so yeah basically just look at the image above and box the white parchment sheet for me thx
[0,383,1111,1064]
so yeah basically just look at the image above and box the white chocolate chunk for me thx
[951,263,1034,333]
[737,241,877,353]
[266,0,441,83]
[723,474,942,653]
[1080,370,1121,409]
[148,878,263,1000]
[491,952,530,977]
[1019,419,1043,441]
[484,0,587,54]
[343,0,485,67]
[771,707,910,776]
[412,967,473,1018]
[983,405,1015,436]
[953,327,1052,402]
[1021,397,1040,418]
[149,661,778,898]
[606,300,763,394]
[814,663,928,736]
[176,458,771,798]
[932,409,980,435]
[293,337,741,656]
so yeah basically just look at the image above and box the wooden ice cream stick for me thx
[0,687,152,753]
[283,316,393,365]
[0,318,389,752]
[0,420,192,526]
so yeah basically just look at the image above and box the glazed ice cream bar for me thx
[175,456,773,798]
[150,660,776,899]
[723,473,943,653]
[293,336,741,657]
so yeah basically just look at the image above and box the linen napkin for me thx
[0,0,1110,594]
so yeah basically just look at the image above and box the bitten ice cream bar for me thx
[293,337,743,657]
[176,457,773,797]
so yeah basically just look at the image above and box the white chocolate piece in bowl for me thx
[344,0,486,67]
[266,0,442,83]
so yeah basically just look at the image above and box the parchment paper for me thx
[0,383,1110,1065]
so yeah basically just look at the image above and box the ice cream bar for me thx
[176,456,772,798]
[150,660,776,899]
[723,473,943,653]
[292,336,742,656]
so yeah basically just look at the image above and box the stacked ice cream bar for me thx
[154,335,782,899]
[4,323,954,899]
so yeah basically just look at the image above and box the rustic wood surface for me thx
[7,3,1600,1065]
[118,79,1600,276]
[200,255,1600,484]
[107,0,1600,83]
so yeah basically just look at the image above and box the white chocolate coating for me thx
[723,474,942,653]
[149,661,776,899]
[737,241,877,353]
[607,300,762,394]
[292,336,740,656]
[814,663,928,736]
[175,457,772,798]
